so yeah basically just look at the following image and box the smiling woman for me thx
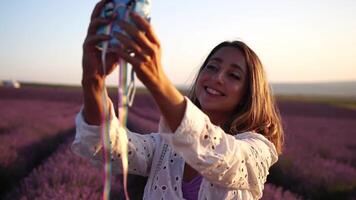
[188,41,284,153]
[194,46,248,126]
[71,1,284,199]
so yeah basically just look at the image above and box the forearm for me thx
[112,12,186,131]
[81,76,111,126]
[148,76,186,132]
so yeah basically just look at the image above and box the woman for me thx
[72,1,284,199]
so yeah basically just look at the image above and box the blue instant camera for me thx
[97,0,151,48]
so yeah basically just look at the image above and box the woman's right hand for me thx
[81,0,117,125]
[82,0,118,87]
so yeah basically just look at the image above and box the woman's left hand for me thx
[114,12,165,91]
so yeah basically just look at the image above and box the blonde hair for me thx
[188,41,284,155]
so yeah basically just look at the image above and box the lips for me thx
[205,86,225,96]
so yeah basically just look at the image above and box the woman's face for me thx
[195,46,248,124]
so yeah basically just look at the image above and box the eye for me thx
[229,72,241,80]
[205,64,219,72]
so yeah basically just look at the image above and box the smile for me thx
[205,86,225,96]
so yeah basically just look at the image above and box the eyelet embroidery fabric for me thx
[72,97,278,200]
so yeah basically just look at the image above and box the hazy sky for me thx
[0,0,355,86]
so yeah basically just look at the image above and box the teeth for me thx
[206,87,223,96]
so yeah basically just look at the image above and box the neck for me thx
[205,110,231,127]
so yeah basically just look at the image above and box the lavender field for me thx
[0,85,355,200]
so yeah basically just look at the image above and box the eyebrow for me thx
[210,57,246,74]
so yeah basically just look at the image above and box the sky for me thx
[0,0,355,86]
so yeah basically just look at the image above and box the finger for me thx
[83,34,111,50]
[114,46,154,85]
[105,52,120,74]
[114,46,142,67]
[130,12,160,45]
[90,0,110,21]
[117,20,155,55]
[87,17,113,35]
[114,32,151,62]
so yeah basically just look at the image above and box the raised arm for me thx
[113,12,186,132]
[81,0,119,125]
[73,0,164,179]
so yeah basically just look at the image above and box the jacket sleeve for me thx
[71,100,158,177]
[159,97,278,198]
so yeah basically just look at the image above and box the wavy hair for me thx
[188,41,284,155]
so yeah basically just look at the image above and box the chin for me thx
[200,104,223,113]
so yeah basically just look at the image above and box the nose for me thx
[212,70,225,84]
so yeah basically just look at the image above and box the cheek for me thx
[195,73,207,91]
[229,84,245,100]
[195,80,203,98]
[197,71,212,86]
[195,73,217,109]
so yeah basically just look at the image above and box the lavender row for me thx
[261,184,302,200]
[270,102,356,199]
[277,99,356,119]
[0,98,81,196]
[3,105,161,200]
[4,137,108,200]
[0,87,157,197]
[0,86,83,103]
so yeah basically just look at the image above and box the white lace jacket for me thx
[72,97,278,200]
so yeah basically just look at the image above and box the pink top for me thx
[182,175,203,200]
